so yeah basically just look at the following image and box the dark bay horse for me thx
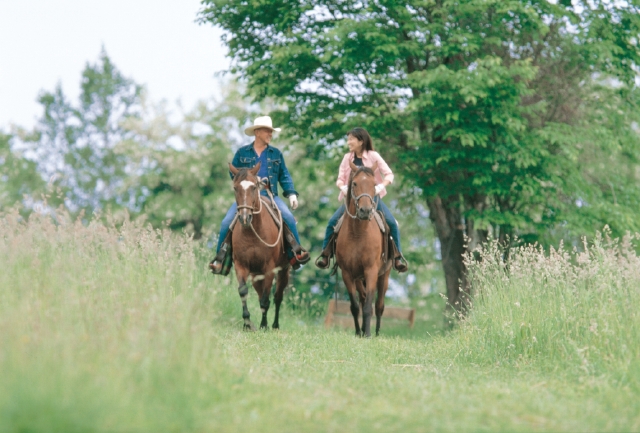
[335,161,393,337]
[229,162,289,331]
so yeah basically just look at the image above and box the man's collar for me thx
[252,142,270,154]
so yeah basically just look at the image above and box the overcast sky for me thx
[0,0,229,130]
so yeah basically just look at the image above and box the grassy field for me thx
[1,212,639,432]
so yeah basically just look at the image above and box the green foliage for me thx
[546,83,640,243]
[118,85,252,239]
[0,132,45,212]
[199,0,640,243]
[19,48,143,213]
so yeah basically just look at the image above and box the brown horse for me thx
[229,162,289,331]
[335,161,393,337]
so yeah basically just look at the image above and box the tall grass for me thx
[1,211,639,432]
[462,230,640,383]
[0,210,219,431]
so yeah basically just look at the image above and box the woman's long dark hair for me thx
[347,127,374,152]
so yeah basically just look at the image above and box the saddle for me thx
[212,195,301,276]
[321,211,400,276]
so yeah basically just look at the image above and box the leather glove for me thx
[289,195,299,210]
[340,185,348,195]
[375,184,385,195]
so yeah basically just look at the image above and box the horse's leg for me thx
[375,269,391,336]
[256,272,275,330]
[235,265,254,331]
[272,266,289,329]
[342,272,361,336]
[361,269,379,338]
[355,279,366,333]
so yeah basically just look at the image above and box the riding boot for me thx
[210,231,233,275]
[283,224,310,266]
[388,236,408,273]
[315,233,337,269]
[394,252,409,273]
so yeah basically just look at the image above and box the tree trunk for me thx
[427,195,470,323]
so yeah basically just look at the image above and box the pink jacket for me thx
[337,150,394,201]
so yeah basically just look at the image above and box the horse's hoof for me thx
[272,324,280,330]
[243,323,256,332]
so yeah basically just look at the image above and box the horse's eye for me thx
[353,182,357,187]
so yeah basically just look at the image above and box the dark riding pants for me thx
[321,199,402,252]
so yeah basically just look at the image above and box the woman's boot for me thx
[315,233,337,269]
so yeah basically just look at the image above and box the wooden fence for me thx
[324,299,415,329]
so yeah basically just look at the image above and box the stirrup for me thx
[290,251,309,270]
[315,254,330,269]
[393,253,409,273]
[296,250,310,264]
[316,232,337,271]
[210,241,232,275]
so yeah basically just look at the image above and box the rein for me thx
[235,178,283,249]
[344,168,378,219]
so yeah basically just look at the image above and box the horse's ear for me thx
[349,160,358,172]
[229,163,239,176]
[371,161,378,173]
[249,162,261,176]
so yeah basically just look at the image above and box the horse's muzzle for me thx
[239,212,253,226]
[357,207,374,221]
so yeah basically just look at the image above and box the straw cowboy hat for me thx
[244,115,282,136]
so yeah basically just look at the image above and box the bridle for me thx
[344,168,378,219]
[234,175,283,248]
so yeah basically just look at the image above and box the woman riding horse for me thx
[315,127,408,272]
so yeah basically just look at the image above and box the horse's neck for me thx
[249,207,269,231]
[344,199,369,236]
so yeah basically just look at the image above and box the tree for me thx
[119,84,246,240]
[200,0,640,313]
[0,132,45,213]
[19,48,143,213]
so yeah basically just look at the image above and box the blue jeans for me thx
[216,194,301,253]
[322,199,402,252]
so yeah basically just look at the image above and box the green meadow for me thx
[1,212,639,432]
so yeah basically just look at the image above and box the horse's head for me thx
[229,162,262,227]
[348,161,378,220]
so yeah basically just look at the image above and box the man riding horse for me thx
[210,115,310,274]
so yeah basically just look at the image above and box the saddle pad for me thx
[373,211,386,233]
[334,214,345,232]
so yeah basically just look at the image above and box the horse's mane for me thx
[354,166,375,177]
[233,168,258,182]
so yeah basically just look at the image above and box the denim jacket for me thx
[230,143,298,198]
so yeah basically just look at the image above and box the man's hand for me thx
[375,184,385,195]
[340,185,348,195]
[289,195,299,210]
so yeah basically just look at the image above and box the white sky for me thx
[0,0,229,130]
